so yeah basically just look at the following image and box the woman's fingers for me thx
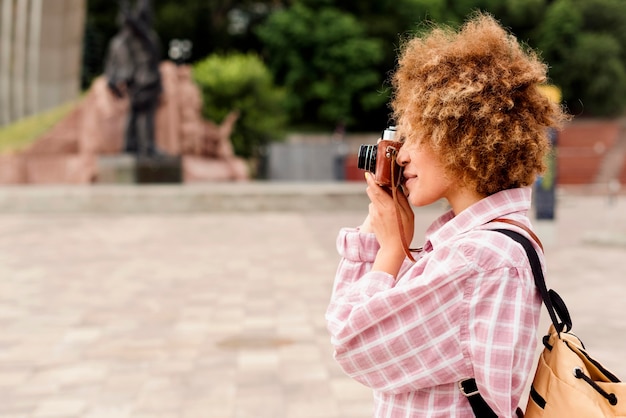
[364,172,415,248]
[365,173,393,206]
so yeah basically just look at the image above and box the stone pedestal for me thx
[97,154,182,184]
[96,154,136,184]
[136,155,182,184]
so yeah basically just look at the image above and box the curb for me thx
[0,182,370,213]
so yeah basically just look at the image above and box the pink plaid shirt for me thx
[326,188,543,418]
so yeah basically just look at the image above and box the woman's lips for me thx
[402,174,416,188]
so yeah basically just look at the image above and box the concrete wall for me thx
[267,133,378,181]
[0,0,85,126]
[268,141,345,181]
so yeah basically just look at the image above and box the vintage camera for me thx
[357,126,403,187]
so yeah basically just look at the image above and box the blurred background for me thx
[1,1,626,418]
[1,0,626,185]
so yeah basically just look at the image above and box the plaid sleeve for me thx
[326,242,474,394]
[326,228,541,404]
[330,227,382,298]
[331,227,421,298]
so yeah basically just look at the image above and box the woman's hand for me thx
[364,172,414,277]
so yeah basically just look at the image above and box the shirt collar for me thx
[423,188,532,250]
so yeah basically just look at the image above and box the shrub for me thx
[192,52,286,160]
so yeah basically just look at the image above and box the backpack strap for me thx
[459,378,499,417]
[493,228,571,333]
[462,226,572,418]
[491,218,544,252]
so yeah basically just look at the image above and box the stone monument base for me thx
[96,155,136,184]
[96,154,182,184]
[136,155,182,184]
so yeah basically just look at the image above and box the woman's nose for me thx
[396,146,409,166]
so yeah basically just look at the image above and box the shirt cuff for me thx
[336,227,380,262]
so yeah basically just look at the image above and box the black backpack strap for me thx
[460,378,498,417]
[462,228,572,418]
[462,376,524,417]
[493,229,571,333]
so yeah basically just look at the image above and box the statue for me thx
[104,0,163,157]
[0,0,249,185]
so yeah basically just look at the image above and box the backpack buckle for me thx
[459,378,480,397]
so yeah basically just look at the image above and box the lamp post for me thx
[168,39,192,65]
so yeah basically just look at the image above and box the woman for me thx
[325,13,568,418]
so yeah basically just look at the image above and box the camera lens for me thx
[357,144,377,173]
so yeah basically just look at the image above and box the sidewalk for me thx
[0,184,624,418]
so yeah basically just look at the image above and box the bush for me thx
[192,52,286,160]
[256,3,385,129]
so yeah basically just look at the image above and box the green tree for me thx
[192,52,286,161]
[256,3,385,129]
[567,33,626,116]
[83,0,626,125]
[82,0,277,87]
[287,0,459,129]
[536,0,626,116]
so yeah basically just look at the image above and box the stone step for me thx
[0,182,370,213]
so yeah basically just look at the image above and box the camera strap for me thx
[390,150,417,262]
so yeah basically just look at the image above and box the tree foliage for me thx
[192,53,286,159]
[83,0,626,146]
[256,3,385,129]
[535,0,626,116]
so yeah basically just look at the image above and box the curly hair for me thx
[391,13,569,196]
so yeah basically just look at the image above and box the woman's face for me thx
[396,140,454,208]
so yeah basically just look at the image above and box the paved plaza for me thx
[0,184,625,418]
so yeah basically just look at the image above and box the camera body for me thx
[357,126,403,187]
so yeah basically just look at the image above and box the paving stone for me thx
[0,186,624,417]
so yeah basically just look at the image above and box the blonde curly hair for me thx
[391,13,569,196]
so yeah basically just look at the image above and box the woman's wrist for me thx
[372,246,405,278]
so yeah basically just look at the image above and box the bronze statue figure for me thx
[105,0,163,157]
